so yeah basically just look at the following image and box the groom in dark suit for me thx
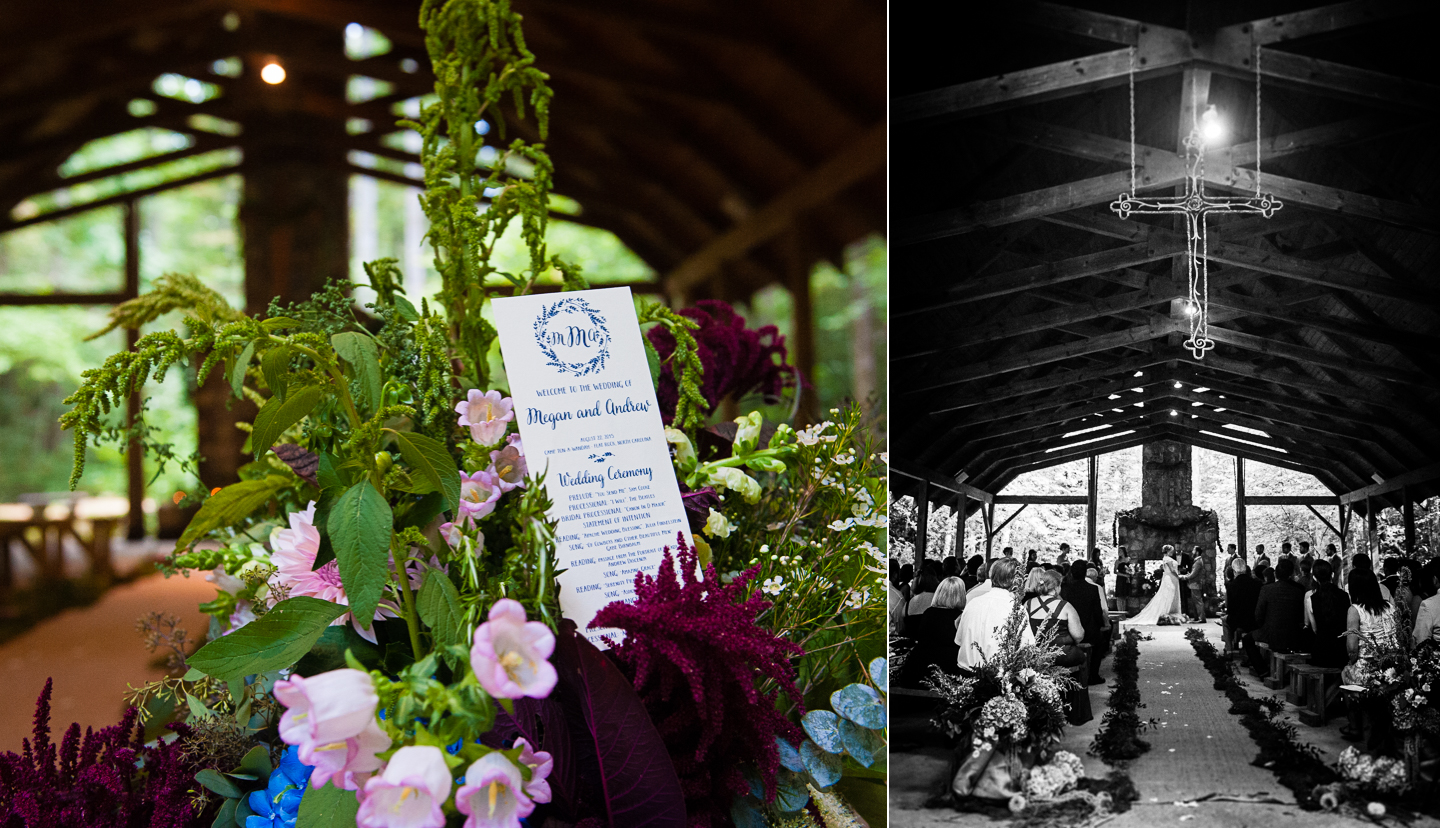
[1063,560,1108,684]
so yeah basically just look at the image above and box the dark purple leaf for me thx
[551,622,686,828]
[492,694,578,818]
[272,444,319,485]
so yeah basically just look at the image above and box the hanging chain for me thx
[1255,41,1262,197]
[1129,45,1136,196]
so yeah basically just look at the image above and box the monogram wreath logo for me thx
[533,297,611,377]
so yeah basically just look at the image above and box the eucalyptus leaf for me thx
[327,481,392,630]
[801,709,845,754]
[775,736,804,772]
[236,745,271,780]
[331,332,382,415]
[800,740,844,788]
[185,693,213,721]
[211,798,237,828]
[839,718,885,768]
[869,657,887,693]
[261,345,292,401]
[389,430,460,514]
[729,799,767,828]
[195,768,242,799]
[831,683,886,730]
[251,384,323,458]
[775,768,812,812]
[187,596,349,682]
[229,341,255,397]
[417,569,465,650]
[175,475,290,551]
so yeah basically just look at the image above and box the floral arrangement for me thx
[1022,751,1084,799]
[926,601,1076,759]
[1336,747,1409,795]
[39,2,885,827]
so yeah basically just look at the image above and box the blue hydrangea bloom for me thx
[246,746,315,828]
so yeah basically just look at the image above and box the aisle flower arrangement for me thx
[5,2,887,827]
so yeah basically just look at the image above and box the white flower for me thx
[878,452,889,465]
[833,452,855,466]
[761,576,786,596]
[796,422,831,446]
[703,508,734,539]
[858,541,881,562]
[828,518,855,531]
[845,588,870,609]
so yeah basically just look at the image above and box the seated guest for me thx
[906,562,942,635]
[1343,568,1401,749]
[1255,564,1275,585]
[1062,560,1107,685]
[942,555,960,581]
[961,554,984,590]
[1411,561,1440,647]
[898,576,967,684]
[1245,557,1306,678]
[1023,570,1086,668]
[1349,554,1393,603]
[1305,559,1350,668]
[898,563,914,603]
[955,557,1035,670]
[1226,559,1261,652]
[1297,555,1314,592]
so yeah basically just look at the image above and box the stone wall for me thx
[1115,504,1221,594]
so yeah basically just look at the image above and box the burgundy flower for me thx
[0,679,204,828]
[590,535,804,827]
[647,301,796,423]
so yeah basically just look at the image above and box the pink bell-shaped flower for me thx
[455,751,534,828]
[470,599,557,699]
[459,470,503,523]
[511,738,553,803]
[456,389,514,446]
[274,669,381,748]
[302,716,390,791]
[357,745,453,828]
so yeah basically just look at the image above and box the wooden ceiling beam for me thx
[895,241,1173,316]
[1206,286,1440,352]
[923,353,1168,414]
[1237,1,1427,45]
[1203,167,1437,234]
[0,163,240,233]
[663,120,884,297]
[905,319,1180,394]
[896,168,1169,246]
[995,430,1162,483]
[1205,324,1432,388]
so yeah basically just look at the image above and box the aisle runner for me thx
[1124,624,1287,802]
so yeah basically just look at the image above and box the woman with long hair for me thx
[1343,567,1401,749]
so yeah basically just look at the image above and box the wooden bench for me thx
[1291,664,1344,725]
[0,494,119,591]
[1265,651,1309,691]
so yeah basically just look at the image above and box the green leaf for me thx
[185,693,213,720]
[235,745,272,780]
[392,294,420,322]
[229,341,255,398]
[296,776,361,828]
[187,596,349,682]
[643,336,662,385]
[389,430,460,514]
[251,384,323,458]
[417,569,465,650]
[261,345,292,401]
[327,481,392,630]
[331,332,382,415]
[175,475,290,551]
[211,798,237,828]
[195,768,243,799]
[293,623,383,676]
[261,316,302,332]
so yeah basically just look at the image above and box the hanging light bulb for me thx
[261,61,287,84]
[1200,104,1225,145]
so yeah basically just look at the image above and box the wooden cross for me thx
[1110,131,1282,359]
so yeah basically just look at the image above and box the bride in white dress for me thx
[1128,546,1182,624]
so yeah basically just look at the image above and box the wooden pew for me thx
[1292,664,1344,726]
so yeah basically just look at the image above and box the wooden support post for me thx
[790,248,818,425]
[984,502,995,557]
[1404,486,1416,555]
[1086,454,1099,557]
[123,200,145,541]
[914,480,930,565]
[1235,457,1247,557]
[1367,496,1379,554]
[955,493,967,560]
[1339,504,1351,553]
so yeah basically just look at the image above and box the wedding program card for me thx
[491,287,693,646]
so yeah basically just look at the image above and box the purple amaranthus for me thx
[0,679,201,828]
[647,300,796,423]
[591,534,804,828]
